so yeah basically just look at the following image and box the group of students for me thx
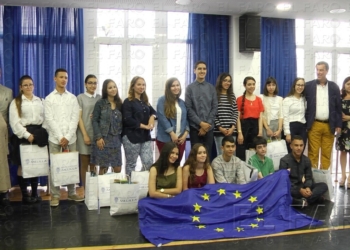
[149,134,328,209]
[0,58,348,213]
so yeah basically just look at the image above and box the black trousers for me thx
[291,182,328,204]
[189,127,214,161]
[236,118,258,161]
[287,122,307,153]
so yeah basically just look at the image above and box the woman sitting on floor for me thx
[148,142,182,198]
[182,143,215,190]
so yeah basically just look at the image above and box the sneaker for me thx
[67,194,84,202]
[50,197,60,207]
[301,198,308,208]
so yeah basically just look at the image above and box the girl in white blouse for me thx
[261,77,283,140]
[282,78,306,152]
[9,75,48,203]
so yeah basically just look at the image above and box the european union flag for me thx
[138,170,322,246]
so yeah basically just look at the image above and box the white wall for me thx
[230,17,261,97]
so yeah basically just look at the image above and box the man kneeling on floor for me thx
[279,135,328,208]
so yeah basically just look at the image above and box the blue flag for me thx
[138,170,322,246]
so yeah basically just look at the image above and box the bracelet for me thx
[167,194,170,198]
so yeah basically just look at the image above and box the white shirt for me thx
[262,96,283,124]
[315,83,329,120]
[44,89,79,145]
[175,101,182,136]
[282,96,306,135]
[9,95,44,139]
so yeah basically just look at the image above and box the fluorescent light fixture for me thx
[330,9,346,14]
[176,0,191,5]
[276,3,292,11]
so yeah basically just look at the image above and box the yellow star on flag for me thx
[236,227,244,232]
[215,228,224,232]
[217,189,226,195]
[248,196,258,203]
[255,217,264,222]
[256,206,264,214]
[233,190,241,198]
[191,216,200,222]
[193,203,202,212]
[201,193,210,201]
[196,225,206,229]
[250,223,259,228]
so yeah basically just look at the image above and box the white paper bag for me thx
[242,162,258,183]
[312,169,334,201]
[245,149,256,164]
[110,180,139,216]
[50,151,79,186]
[20,144,49,178]
[98,173,123,207]
[85,172,98,210]
[266,139,288,171]
[131,170,149,199]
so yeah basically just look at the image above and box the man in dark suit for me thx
[304,61,342,170]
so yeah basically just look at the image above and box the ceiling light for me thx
[176,0,191,5]
[276,3,292,11]
[330,9,346,14]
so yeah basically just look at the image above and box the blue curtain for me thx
[1,6,84,186]
[260,18,296,97]
[186,13,230,87]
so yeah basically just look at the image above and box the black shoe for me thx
[32,195,42,202]
[22,196,37,204]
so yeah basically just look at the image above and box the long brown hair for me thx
[127,76,149,105]
[286,77,305,97]
[15,75,34,117]
[184,143,210,185]
[164,77,181,119]
[215,73,234,104]
[101,79,123,111]
[341,76,350,99]
[240,76,256,118]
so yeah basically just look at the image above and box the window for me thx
[296,19,350,83]
[92,10,189,104]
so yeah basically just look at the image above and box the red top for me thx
[188,169,208,188]
[236,95,264,119]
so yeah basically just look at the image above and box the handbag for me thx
[312,169,334,201]
[266,139,288,171]
[110,179,139,216]
[20,144,49,178]
[131,165,149,199]
[50,148,79,186]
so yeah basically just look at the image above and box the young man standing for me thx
[279,135,328,208]
[45,68,84,207]
[185,61,218,160]
[211,136,246,184]
[248,137,274,179]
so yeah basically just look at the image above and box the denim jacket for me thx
[92,99,122,141]
[156,95,189,143]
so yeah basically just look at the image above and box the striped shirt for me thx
[214,93,239,135]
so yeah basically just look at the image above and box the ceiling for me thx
[1,0,350,21]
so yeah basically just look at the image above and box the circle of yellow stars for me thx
[190,188,264,233]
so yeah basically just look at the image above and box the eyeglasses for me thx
[22,84,34,88]
[296,84,305,87]
[223,79,232,83]
[87,82,97,85]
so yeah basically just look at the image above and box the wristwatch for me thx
[160,188,164,193]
